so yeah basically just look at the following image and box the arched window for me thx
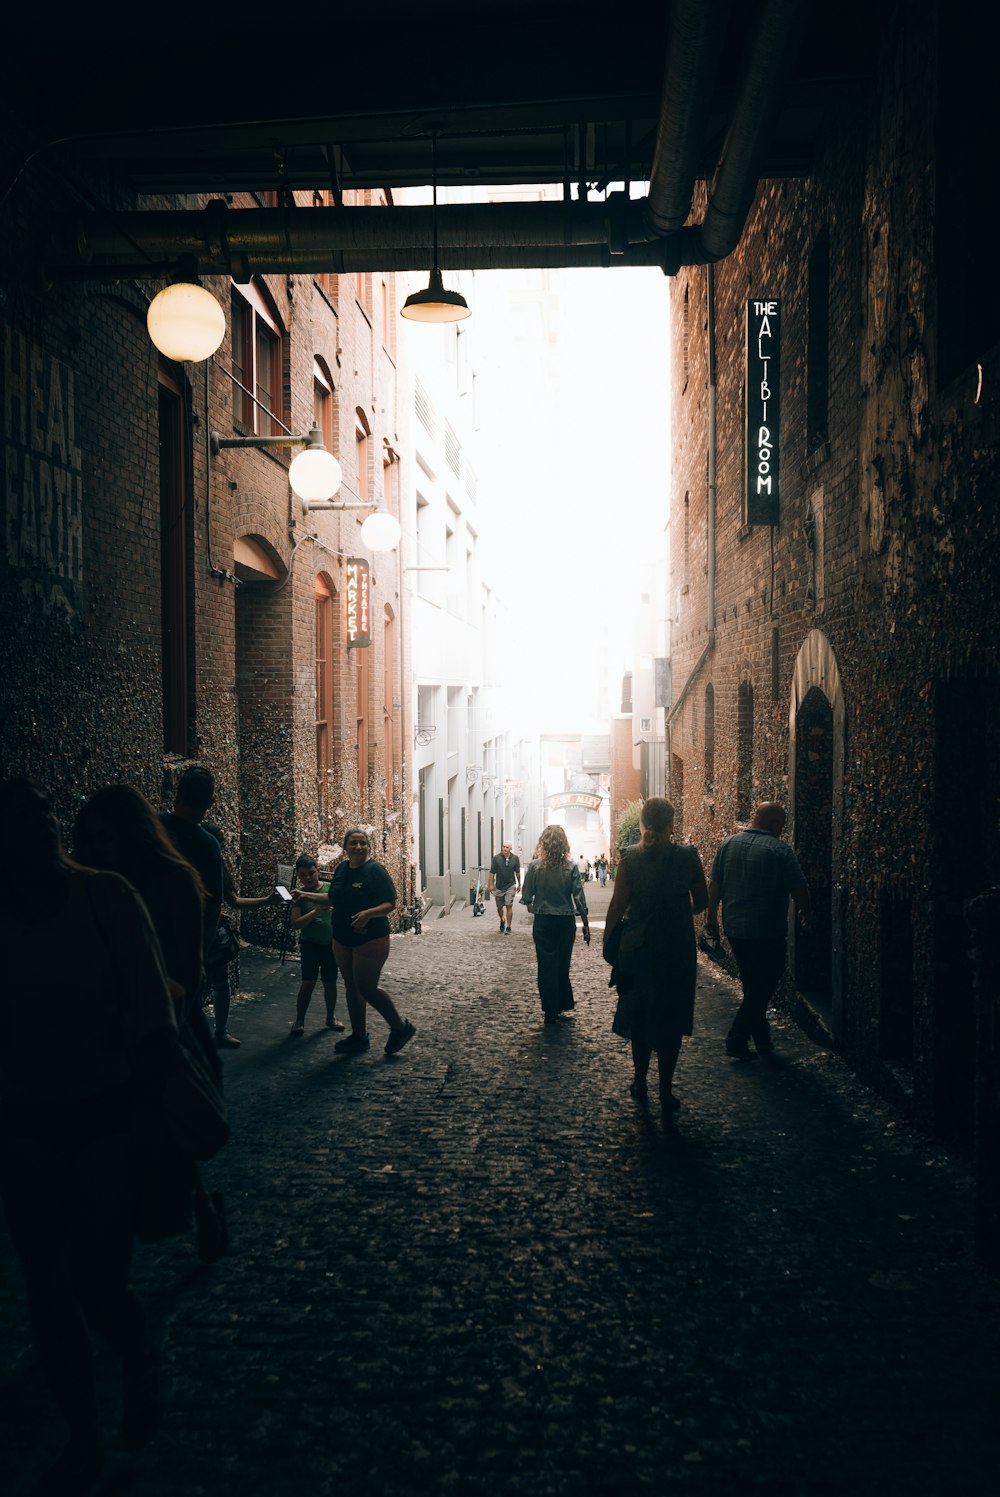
[355,408,370,504]
[356,636,370,796]
[231,279,284,435]
[313,357,334,452]
[384,605,395,803]
[736,682,754,820]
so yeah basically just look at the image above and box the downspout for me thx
[707,261,717,650]
[667,260,717,726]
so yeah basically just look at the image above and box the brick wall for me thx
[668,1,1000,1143]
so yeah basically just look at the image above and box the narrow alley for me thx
[3,891,998,1496]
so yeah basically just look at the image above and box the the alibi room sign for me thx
[746,299,780,525]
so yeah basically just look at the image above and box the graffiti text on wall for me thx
[2,331,84,594]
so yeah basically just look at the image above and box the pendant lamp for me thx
[401,134,471,323]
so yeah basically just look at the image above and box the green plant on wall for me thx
[615,798,642,850]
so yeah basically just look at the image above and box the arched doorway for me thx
[794,686,833,998]
[789,630,845,1039]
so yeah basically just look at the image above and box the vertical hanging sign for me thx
[346,557,371,648]
[746,298,780,525]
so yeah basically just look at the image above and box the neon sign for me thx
[346,557,370,648]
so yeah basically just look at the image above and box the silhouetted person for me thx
[0,778,178,1492]
[523,825,590,1023]
[160,764,225,970]
[75,785,224,1249]
[603,797,708,1114]
[288,852,343,1035]
[705,802,811,1059]
[203,821,282,1048]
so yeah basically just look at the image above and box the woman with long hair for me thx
[0,778,178,1491]
[296,829,415,1057]
[74,784,206,1021]
[522,824,591,1024]
[603,797,708,1116]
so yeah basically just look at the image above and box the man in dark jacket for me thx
[705,803,810,1059]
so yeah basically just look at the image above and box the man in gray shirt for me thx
[704,803,810,1059]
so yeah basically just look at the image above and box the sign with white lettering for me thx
[345,557,370,648]
[746,299,780,525]
[548,792,602,811]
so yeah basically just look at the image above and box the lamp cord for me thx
[431,132,439,272]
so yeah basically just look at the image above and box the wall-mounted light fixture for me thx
[211,422,342,502]
[360,503,403,553]
[400,133,471,324]
[414,725,437,747]
[147,256,226,362]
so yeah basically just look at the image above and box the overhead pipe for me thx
[641,0,732,239]
[39,0,806,283]
[673,0,810,265]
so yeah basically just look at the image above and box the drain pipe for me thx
[668,261,717,727]
[707,261,717,650]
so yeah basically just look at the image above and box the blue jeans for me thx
[726,936,787,1050]
[532,914,577,1017]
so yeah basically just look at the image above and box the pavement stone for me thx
[3,883,1000,1495]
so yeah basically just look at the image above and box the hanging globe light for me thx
[147,269,225,363]
[288,426,343,501]
[360,506,402,552]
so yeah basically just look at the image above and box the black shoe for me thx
[629,1080,648,1100]
[334,1032,371,1054]
[214,1032,241,1049]
[661,1092,682,1113]
[725,1042,756,1060]
[384,1019,416,1056]
[543,1014,558,1025]
[499,918,506,931]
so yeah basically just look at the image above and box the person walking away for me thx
[203,822,282,1048]
[297,830,415,1056]
[0,779,179,1492]
[288,853,343,1035]
[603,797,708,1115]
[488,841,522,933]
[74,785,227,1255]
[160,764,225,987]
[704,802,811,1059]
[523,825,590,1024]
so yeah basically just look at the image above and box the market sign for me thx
[746,298,780,526]
[548,792,602,811]
[346,557,370,648]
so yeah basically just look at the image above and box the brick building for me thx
[1,167,409,918]
[667,1,1000,1174]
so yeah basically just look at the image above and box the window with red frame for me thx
[231,281,284,435]
[313,358,334,451]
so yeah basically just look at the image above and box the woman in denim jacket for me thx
[522,824,590,1024]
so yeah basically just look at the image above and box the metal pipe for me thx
[642,0,731,239]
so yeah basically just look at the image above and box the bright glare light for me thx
[146,280,226,362]
[288,445,342,502]
[360,510,402,552]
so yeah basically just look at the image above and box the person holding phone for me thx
[288,855,343,1036]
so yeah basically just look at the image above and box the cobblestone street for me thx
[3,886,1000,1495]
